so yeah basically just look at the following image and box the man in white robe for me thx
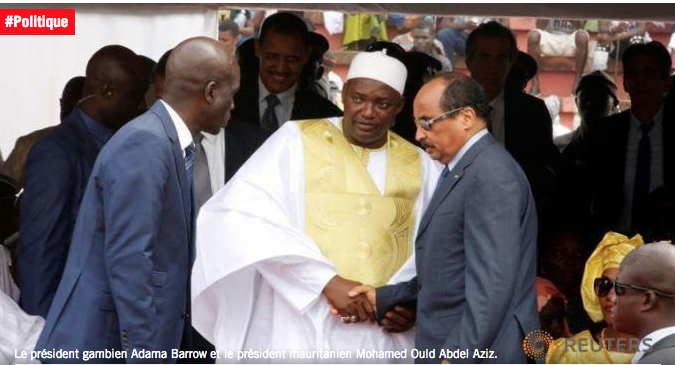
[0,291,43,365]
[192,50,441,363]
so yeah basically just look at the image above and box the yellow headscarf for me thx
[581,231,644,322]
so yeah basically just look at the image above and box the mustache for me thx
[420,142,434,149]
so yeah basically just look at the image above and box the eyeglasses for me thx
[414,106,467,130]
[594,277,615,297]
[614,280,675,298]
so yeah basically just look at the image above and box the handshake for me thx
[323,275,415,333]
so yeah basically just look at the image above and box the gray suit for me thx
[377,133,539,364]
[639,333,675,364]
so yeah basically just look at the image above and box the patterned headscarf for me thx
[581,232,644,322]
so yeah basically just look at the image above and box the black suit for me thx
[224,122,268,182]
[230,80,342,131]
[563,107,674,238]
[503,90,560,239]
[638,333,675,364]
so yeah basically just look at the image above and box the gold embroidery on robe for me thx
[300,119,421,287]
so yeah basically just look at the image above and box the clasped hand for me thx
[323,276,415,332]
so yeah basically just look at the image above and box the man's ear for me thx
[461,107,477,130]
[102,83,114,99]
[204,81,217,104]
[641,291,659,312]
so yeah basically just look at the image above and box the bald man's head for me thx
[81,45,149,129]
[163,37,239,135]
[621,243,675,294]
[614,243,675,338]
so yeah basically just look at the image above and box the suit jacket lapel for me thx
[72,111,102,172]
[642,333,675,359]
[663,103,673,187]
[609,112,631,206]
[224,129,244,183]
[416,134,494,239]
[152,102,192,231]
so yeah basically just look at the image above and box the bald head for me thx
[164,37,231,100]
[163,37,239,135]
[614,242,675,338]
[81,45,149,129]
[621,242,675,294]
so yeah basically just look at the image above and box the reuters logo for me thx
[522,329,554,361]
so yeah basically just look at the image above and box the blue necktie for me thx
[184,143,196,184]
[431,165,450,201]
[184,143,196,222]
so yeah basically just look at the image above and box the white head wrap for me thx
[346,50,407,95]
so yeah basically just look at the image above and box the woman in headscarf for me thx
[546,232,642,363]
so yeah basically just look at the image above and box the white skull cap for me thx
[346,50,407,95]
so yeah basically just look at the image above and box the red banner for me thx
[0,9,75,35]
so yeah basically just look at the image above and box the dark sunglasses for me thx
[593,277,615,297]
[614,280,675,298]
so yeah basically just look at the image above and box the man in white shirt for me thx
[192,50,440,362]
[613,242,675,364]
[229,12,342,134]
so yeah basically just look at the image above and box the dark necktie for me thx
[261,94,280,132]
[193,135,213,213]
[184,143,196,221]
[431,165,450,201]
[631,122,654,231]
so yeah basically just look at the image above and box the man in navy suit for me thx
[351,72,539,363]
[35,37,238,361]
[18,46,148,317]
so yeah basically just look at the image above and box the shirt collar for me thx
[633,326,675,363]
[160,100,193,153]
[77,107,113,148]
[446,128,489,172]
[258,76,298,106]
[630,105,664,128]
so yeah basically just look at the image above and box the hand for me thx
[323,276,375,323]
[348,284,376,307]
[381,305,416,333]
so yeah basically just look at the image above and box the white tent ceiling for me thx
[229,3,675,21]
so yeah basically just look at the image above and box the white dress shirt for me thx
[489,91,506,145]
[446,128,490,173]
[258,78,297,128]
[160,100,193,158]
[632,325,675,363]
[200,128,226,194]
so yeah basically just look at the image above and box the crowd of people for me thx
[1,9,674,365]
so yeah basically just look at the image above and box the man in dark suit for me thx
[614,242,675,364]
[1,76,85,189]
[18,47,148,317]
[565,42,673,240]
[35,37,238,360]
[351,72,539,363]
[465,21,559,240]
[230,12,342,133]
